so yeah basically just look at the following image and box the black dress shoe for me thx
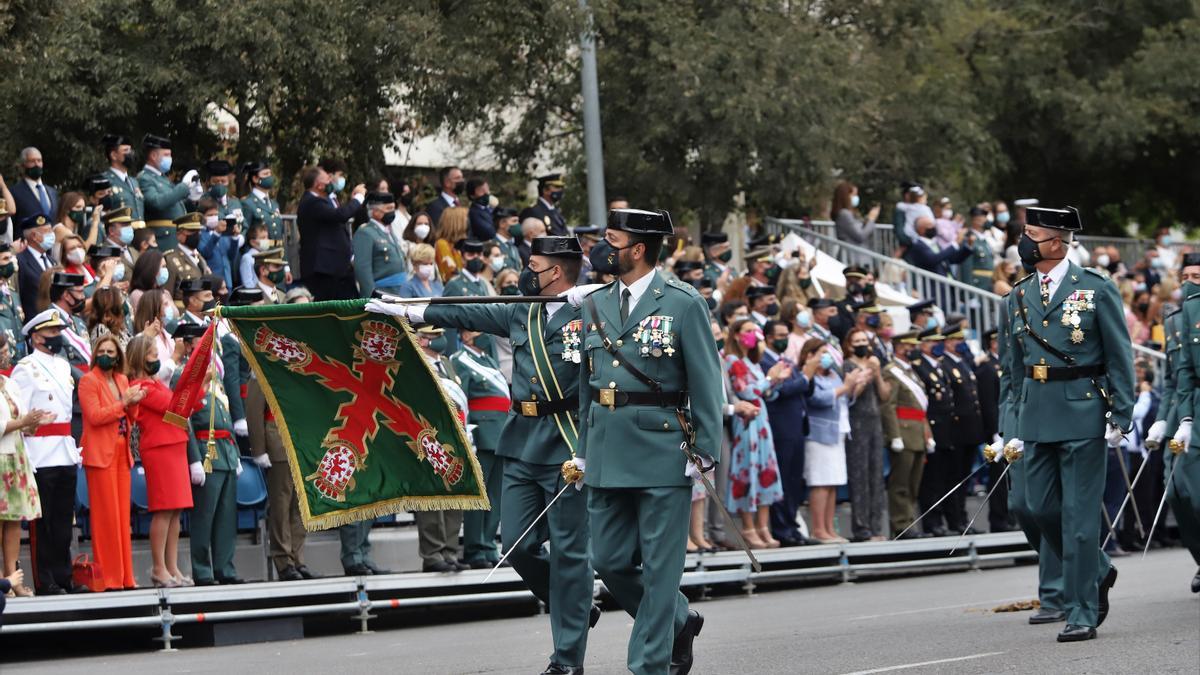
[467,559,493,570]
[589,604,602,628]
[1056,624,1097,642]
[1191,568,1200,593]
[295,565,320,579]
[962,526,983,536]
[895,530,923,540]
[450,560,469,572]
[669,609,704,675]
[365,563,393,575]
[216,576,246,585]
[1097,565,1117,627]
[1028,608,1067,624]
[278,566,304,581]
[541,664,583,674]
[37,584,67,596]
[344,563,374,576]
[926,525,950,538]
[422,560,456,573]
[195,578,219,586]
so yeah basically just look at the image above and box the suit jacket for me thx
[79,368,134,469]
[908,237,971,276]
[17,246,52,321]
[11,179,59,224]
[759,350,808,442]
[425,193,456,233]
[297,192,359,279]
[975,353,1002,439]
[468,203,496,241]
[521,200,567,236]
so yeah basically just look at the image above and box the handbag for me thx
[71,553,105,592]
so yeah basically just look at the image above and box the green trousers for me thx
[501,458,593,667]
[1007,456,1064,610]
[339,520,378,569]
[1025,438,1112,627]
[462,450,504,564]
[589,486,690,675]
[190,469,238,582]
[1166,451,1200,566]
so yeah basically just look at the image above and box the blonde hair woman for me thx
[398,243,444,298]
[433,206,469,281]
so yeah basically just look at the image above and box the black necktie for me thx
[620,288,631,323]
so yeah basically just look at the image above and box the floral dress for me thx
[723,355,784,514]
[0,378,41,521]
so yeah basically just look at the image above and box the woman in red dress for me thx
[126,335,194,587]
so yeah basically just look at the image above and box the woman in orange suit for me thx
[79,334,145,591]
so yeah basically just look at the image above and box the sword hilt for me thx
[1168,438,1186,455]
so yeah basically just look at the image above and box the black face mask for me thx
[474,194,490,207]
[1018,232,1065,267]
[549,190,564,203]
[518,266,552,296]
[863,283,875,296]
[589,240,629,275]
[853,344,870,358]
[465,258,485,274]
[184,232,201,249]
[202,298,218,312]
[1136,302,1150,315]
[771,338,790,354]
[764,302,780,316]
[69,293,85,313]
[101,194,119,210]
[42,334,64,354]
[847,283,862,295]
[765,265,781,281]
[705,296,718,312]
[122,151,136,170]
[381,211,397,225]
[500,285,521,296]
[452,181,466,195]
[399,192,414,208]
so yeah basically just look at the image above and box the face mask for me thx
[122,151,136,170]
[507,223,523,239]
[518,266,551,296]
[1183,281,1200,298]
[819,352,834,370]
[451,180,466,195]
[66,248,85,265]
[70,210,86,228]
[164,316,179,334]
[1018,232,1062,266]
[204,215,220,230]
[430,336,449,354]
[473,334,494,352]
[847,282,862,296]
[1135,302,1149,315]
[853,344,870,358]
[1151,257,1165,269]
[764,302,780,316]
[1106,260,1119,274]
[210,185,228,199]
[941,209,953,219]
[119,225,135,245]
[850,195,860,208]
[0,262,14,279]
[185,232,201,249]
[414,224,431,240]
[1096,254,1110,268]
[254,238,270,251]
[158,156,173,173]
[880,327,894,339]
[268,269,286,285]
[549,189,564,203]
[258,176,276,189]
[1133,282,1147,293]
[417,264,436,281]
[490,257,505,273]
[381,211,397,225]
[42,334,64,354]
[146,360,161,376]
[771,338,790,353]
[466,258,485,274]
[705,296,718,311]
[717,249,733,263]
[40,231,56,252]
[156,267,170,286]
[202,298,218,312]
[796,312,811,329]
[163,303,176,321]
[500,285,521,296]
[589,240,629,275]
[738,330,762,350]
[473,194,490,207]
[113,265,126,282]
[26,166,43,180]
[1161,236,1173,246]
[96,354,117,371]
[332,176,347,192]
[996,211,1010,224]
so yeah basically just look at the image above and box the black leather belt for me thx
[593,389,687,409]
[1025,363,1105,382]
[512,396,577,417]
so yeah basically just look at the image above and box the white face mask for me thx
[490,257,505,273]
[204,215,220,230]
[1096,254,1110,268]
[66,248,86,265]
[414,223,431,240]
[255,238,270,251]
[417,264,436,280]
[941,209,953,220]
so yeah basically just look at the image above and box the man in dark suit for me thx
[939,320,986,534]
[296,166,366,301]
[761,320,809,546]
[17,214,57,320]
[908,215,971,277]
[11,148,59,225]
[975,326,1013,532]
[424,166,463,230]
[465,176,495,240]
[518,173,567,236]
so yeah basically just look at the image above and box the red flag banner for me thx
[163,322,217,429]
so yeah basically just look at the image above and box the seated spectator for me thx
[0,334,46,597]
[398,244,443,298]
[433,206,469,281]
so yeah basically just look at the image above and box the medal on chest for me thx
[1061,290,1094,345]
[560,319,582,363]
[633,316,674,358]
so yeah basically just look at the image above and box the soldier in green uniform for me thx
[353,192,408,298]
[138,134,201,252]
[700,231,734,289]
[203,160,242,222]
[451,328,508,568]
[102,134,144,221]
[958,206,995,291]
[1000,205,1130,642]
[571,209,723,675]
[176,322,245,585]
[240,161,286,248]
[368,236,599,675]
[164,212,211,302]
[1149,253,1200,593]
[0,242,25,360]
[441,239,491,353]
[493,206,524,272]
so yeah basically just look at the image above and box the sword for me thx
[1142,444,1186,559]
[1101,450,1154,549]
[483,481,573,583]
[894,462,989,540]
[949,461,1012,555]
[1100,501,1122,550]
[1110,443,1145,537]
[684,444,762,573]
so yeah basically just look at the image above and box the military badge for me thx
[561,319,582,363]
[633,315,674,357]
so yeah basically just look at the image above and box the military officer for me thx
[253,248,288,305]
[570,209,723,675]
[880,329,931,538]
[441,239,491,353]
[520,174,568,237]
[352,192,408,298]
[912,326,955,537]
[102,134,144,221]
[176,322,244,585]
[958,206,995,291]
[368,236,599,675]
[179,278,214,326]
[138,134,201,251]
[1000,205,1129,642]
[1149,253,1200,593]
[204,160,242,222]
[164,212,211,302]
[0,242,25,360]
[493,206,524,272]
[976,327,1014,533]
[700,231,735,289]
[452,327,509,568]
[97,206,137,267]
[241,161,286,247]
[47,272,90,371]
[938,319,986,533]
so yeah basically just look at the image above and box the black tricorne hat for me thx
[142,133,171,150]
[530,236,583,258]
[607,209,673,236]
[1025,206,1083,232]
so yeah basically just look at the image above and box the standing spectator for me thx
[79,335,143,591]
[87,286,132,349]
[832,180,880,267]
[433,207,469,281]
[800,338,864,543]
[913,327,955,536]
[397,244,443,298]
[352,192,408,298]
[0,333,48,597]
[762,320,810,546]
[57,234,95,287]
[880,330,931,538]
[240,160,287,252]
[984,201,1009,262]
[992,260,1016,296]
[806,297,843,368]
[894,183,933,245]
[519,173,567,236]
[194,196,237,290]
[238,223,270,289]
[958,207,995,291]
[1126,286,1152,344]
[132,289,184,384]
[0,243,21,361]
[976,327,1012,533]
[128,248,167,311]
[842,329,889,541]
[466,176,495,240]
[722,319,787,549]
[403,211,436,248]
[126,335,192,586]
[17,214,57,321]
[296,165,366,301]
[137,134,201,252]
[12,310,83,594]
[424,166,464,230]
[492,207,523,272]
[11,148,59,225]
[933,197,960,251]
[937,321,985,534]
[779,299,812,363]
[52,190,92,249]
[102,134,144,220]
[98,207,137,268]
[776,253,820,307]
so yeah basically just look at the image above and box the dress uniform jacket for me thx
[913,354,954,447]
[442,271,490,353]
[957,229,995,291]
[0,283,25,360]
[451,345,508,565]
[352,220,408,298]
[137,167,190,251]
[1164,298,1200,568]
[183,368,241,582]
[104,167,144,220]
[881,360,928,451]
[242,189,285,245]
[164,246,210,301]
[940,352,985,447]
[521,199,567,237]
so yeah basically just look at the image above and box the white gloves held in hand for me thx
[563,457,585,490]
[1173,418,1192,451]
[253,453,272,470]
[1145,420,1167,450]
[365,299,426,323]
[1105,422,1126,448]
[685,457,714,480]
[233,419,249,437]
[189,461,206,486]
[925,438,936,454]
[890,438,904,451]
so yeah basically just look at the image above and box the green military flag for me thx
[217,299,489,530]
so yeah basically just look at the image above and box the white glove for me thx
[233,419,249,437]
[1003,438,1025,462]
[189,461,206,486]
[236,458,244,476]
[181,169,199,185]
[1105,422,1126,448]
[926,438,936,454]
[1173,418,1192,450]
[684,457,713,480]
[188,181,204,201]
[365,298,426,323]
[890,438,904,451]
[1145,420,1167,450]
[559,283,606,308]
[253,453,272,470]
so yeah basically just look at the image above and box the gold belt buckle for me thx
[599,388,616,410]
[520,401,539,417]
[1032,365,1048,382]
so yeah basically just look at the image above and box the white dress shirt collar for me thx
[253,187,269,201]
[1040,257,1071,296]
[110,166,128,181]
[618,268,656,312]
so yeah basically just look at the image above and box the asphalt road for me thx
[8,549,1198,674]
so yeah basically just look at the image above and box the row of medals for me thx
[1061,305,1086,344]
[634,317,675,357]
